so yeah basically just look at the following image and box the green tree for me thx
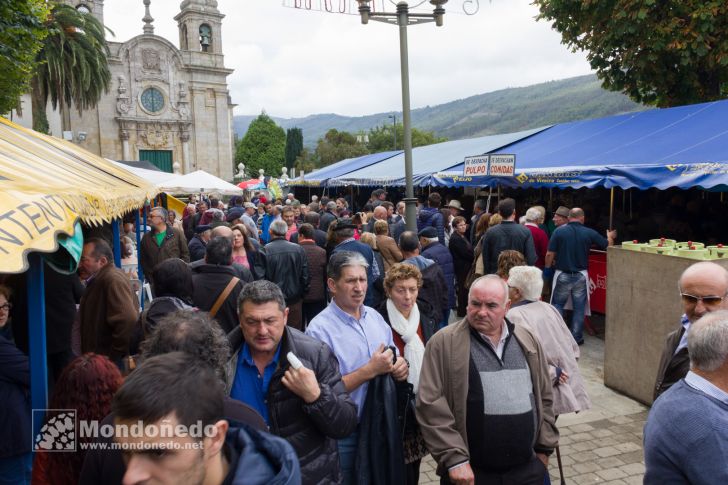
[366,123,447,153]
[0,0,49,115]
[284,127,303,170]
[235,112,286,177]
[31,3,112,133]
[314,128,369,167]
[534,0,728,107]
[294,148,319,174]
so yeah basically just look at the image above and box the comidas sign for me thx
[463,156,489,176]
[489,154,516,177]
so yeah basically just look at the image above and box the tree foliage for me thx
[309,125,447,168]
[284,127,303,169]
[314,129,369,167]
[534,0,728,107]
[235,112,286,177]
[0,0,49,115]
[367,123,446,153]
[31,3,112,132]
[294,148,318,174]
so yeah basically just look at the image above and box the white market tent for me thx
[110,160,181,186]
[159,169,243,196]
[110,162,243,196]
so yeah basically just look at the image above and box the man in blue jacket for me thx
[112,352,301,485]
[419,226,455,327]
[417,192,445,245]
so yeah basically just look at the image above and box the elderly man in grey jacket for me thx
[506,266,591,416]
[416,275,558,484]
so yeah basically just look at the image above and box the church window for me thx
[199,24,212,52]
[141,87,165,113]
[76,4,91,14]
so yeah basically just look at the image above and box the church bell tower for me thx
[174,0,224,57]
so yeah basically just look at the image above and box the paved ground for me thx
[418,330,649,484]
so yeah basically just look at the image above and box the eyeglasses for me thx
[0,303,11,311]
[680,292,728,307]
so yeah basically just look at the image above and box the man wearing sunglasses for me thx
[653,261,728,400]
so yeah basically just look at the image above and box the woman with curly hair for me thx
[378,264,439,485]
[496,249,526,280]
[32,354,123,485]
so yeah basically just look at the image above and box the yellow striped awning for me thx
[0,117,159,273]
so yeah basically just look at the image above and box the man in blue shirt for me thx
[644,310,728,484]
[545,208,616,344]
[307,251,409,484]
[330,218,381,307]
[226,280,357,484]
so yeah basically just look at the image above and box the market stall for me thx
[326,128,545,187]
[157,169,244,196]
[0,117,158,428]
[289,150,402,188]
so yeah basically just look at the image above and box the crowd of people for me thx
[1,187,727,485]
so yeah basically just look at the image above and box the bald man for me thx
[364,205,389,233]
[416,275,558,484]
[653,261,728,400]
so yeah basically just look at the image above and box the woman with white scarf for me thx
[378,263,439,485]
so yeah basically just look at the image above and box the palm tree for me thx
[31,3,111,133]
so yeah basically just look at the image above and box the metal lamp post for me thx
[356,0,447,232]
[388,114,397,150]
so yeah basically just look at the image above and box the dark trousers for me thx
[302,300,327,329]
[286,300,303,330]
[48,349,74,392]
[456,275,468,317]
[441,455,547,485]
[406,459,422,485]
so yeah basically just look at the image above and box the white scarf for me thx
[387,298,425,393]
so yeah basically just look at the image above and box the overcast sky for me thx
[103,0,594,118]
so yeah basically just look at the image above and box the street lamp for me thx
[388,114,397,150]
[356,0,448,232]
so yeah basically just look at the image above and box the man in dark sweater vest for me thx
[416,275,558,484]
[653,262,728,400]
[644,310,728,483]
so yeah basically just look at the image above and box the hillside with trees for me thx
[233,74,645,148]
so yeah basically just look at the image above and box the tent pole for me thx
[485,186,493,214]
[609,187,615,230]
[548,188,553,211]
[28,253,48,439]
[112,218,121,268]
[135,209,145,310]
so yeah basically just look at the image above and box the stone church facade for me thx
[62,0,235,179]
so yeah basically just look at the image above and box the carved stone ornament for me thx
[120,130,130,141]
[139,129,169,148]
[116,75,131,115]
[117,99,131,114]
[141,48,161,72]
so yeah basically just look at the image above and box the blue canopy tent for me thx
[288,150,401,187]
[433,100,728,190]
[327,127,547,187]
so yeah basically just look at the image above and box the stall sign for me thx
[489,154,516,177]
[463,156,489,176]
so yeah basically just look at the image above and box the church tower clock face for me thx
[140,87,165,113]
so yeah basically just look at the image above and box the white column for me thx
[181,132,191,173]
[120,130,131,160]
